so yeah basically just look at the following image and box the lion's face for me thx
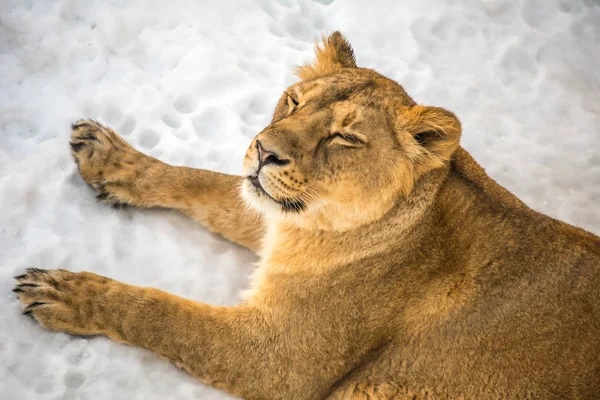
[242,33,461,231]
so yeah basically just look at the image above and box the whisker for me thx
[300,186,321,203]
[358,97,375,113]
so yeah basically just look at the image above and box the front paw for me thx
[13,268,115,336]
[70,119,153,208]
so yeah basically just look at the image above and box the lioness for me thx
[13,32,600,399]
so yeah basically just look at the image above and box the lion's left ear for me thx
[296,31,357,80]
[399,105,462,168]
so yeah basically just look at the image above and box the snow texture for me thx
[1,0,599,399]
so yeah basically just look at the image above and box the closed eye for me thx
[286,91,299,106]
[327,133,366,147]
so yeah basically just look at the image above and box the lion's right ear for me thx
[398,105,462,172]
[296,31,357,80]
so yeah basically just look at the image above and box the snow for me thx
[0,0,599,398]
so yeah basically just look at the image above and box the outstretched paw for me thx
[70,119,154,208]
[13,268,114,335]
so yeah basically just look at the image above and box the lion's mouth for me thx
[249,174,262,190]
[247,174,274,201]
[247,175,306,213]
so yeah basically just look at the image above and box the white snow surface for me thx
[0,0,599,398]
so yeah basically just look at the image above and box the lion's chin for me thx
[241,179,306,215]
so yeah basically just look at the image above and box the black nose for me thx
[256,140,290,169]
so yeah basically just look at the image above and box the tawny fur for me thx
[14,32,600,400]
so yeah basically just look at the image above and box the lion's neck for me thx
[258,167,448,273]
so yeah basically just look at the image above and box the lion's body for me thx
[247,147,600,399]
[327,149,600,399]
[14,33,600,399]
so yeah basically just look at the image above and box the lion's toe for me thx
[13,268,110,335]
[69,120,144,207]
[70,119,108,152]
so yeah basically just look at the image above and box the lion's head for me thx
[242,32,461,231]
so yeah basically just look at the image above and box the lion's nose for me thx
[256,140,290,170]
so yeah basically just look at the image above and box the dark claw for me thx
[72,121,92,130]
[70,141,86,152]
[22,310,33,317]
[26,267,48,274]
[81,134,101,144]
[96,191,109,201]
[14,274,27,280]
[24,302,47,312]
[13,283,38,293]
[16,283,39,289]
[112,201,128,209]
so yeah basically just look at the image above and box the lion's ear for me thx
[296,31,357,80]
[399,105,462,167]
